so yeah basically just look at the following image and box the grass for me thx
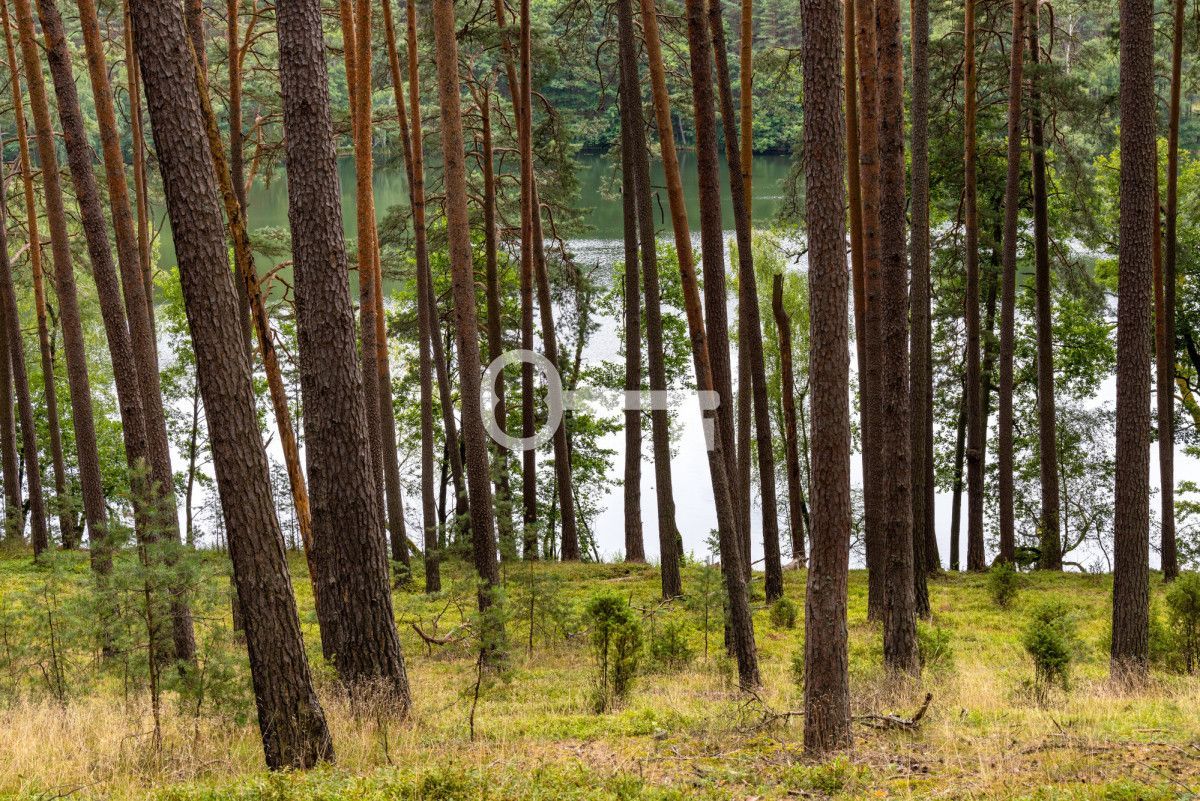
[0,549,1196,800]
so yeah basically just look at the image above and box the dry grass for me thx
[0,553,1196,799]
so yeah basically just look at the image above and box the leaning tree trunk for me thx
[709,0,784,602]
[126,2,156,335]
[430,0,507,660]
[685,0,759,689]
[1029,3,1061,570]
[619,0,681,593]
[801,0,852,750]
[77,0,196,662]
[1159,0,1183,582]
[1110,0,1154,683]
[130,0,333,768]
[277,0,413,704]
[773,275,806,564]
[1,0,71,551]
[909,0,933,611]
[12,0,110,571]
[963,0,986,572]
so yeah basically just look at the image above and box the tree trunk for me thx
[130,0,333,767]
[76,0,196,662]
[854,0,885,618]
[277,0,413,703]
[773,275,805,564]
[125,1,156,337]
[1029,4,1061,571]
[1160,0,1183,581]
[963,0,986,572]
[949,373,967,571]
[430,0,507,658]
[685,0,759,689]
[801,0,851,749]
[0,297,20,544]
[709,0,784,602]
[1111,0,1154,681]
[909,0,933,609]
[12,0,111,572]
[617,51,645,564]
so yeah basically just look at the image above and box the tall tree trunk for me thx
[0,302,19,543]
[618,0,681,593]
[12,0,111,572]
[126,2,156,336]
[739,0,752,210]
[963,0,986,572]
[130,0,333,767]
[76,0,196,663]
[773,274,805,564]
[1110,0,1154,682]
[1159,0,1183,581]
[801,0,851,749]
[876,0,918,674]
[949,371,967,571]
[2,0,70,551]
[709,1,783,601]
[909,0,933,610]
[277,0,412,703]
[854,0,885,618]
[402,0,441,591]
[685,0,759,689]
[430,0,507,657]
[617,69,645,564]
[1029,3,1061,570]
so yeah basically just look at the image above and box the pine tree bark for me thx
[963,0,986,572]
[686,0,758,689]
[12,0,110,570]
[1160,0,1183,581]
[909,0,933,610]
[1111,0,1154,681]
[0,299,20,543]
[618,0,681,592]
[709,0,783,601]
[773,274,805,564]
[430,0,507,655]
[1029,4,1061,570]
[854,0,885,617]
[125,3,156,336]
[801,0,851,749]
[130,0,333,766]
[77,0,196,662]
[279,0,412,701]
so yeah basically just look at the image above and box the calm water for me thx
[155,152,796,270]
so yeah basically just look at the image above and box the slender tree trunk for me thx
[277,0,412,703]
[802,0,851,749]
[430,0,507,657]
[1159,0,1182,581]
[685,0,759,689]
[0,302,19,543]
[909,0,933,612]
[963,0,986,572]
[13,0,111,572]
[709,0,783,601]
[617,63,645,564]
[76,0,196,662]
[1111,0,1154,681]
[130,0,333,767]
[949,374,967,571]
[1029,4,1061,570]
[855,0,885,618]
[773,274,805,564]
[2,0,70,551]
[739,0,752,210]
[126,2,156,336]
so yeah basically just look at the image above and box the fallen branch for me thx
[856,692,934,730]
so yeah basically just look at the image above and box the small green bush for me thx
[769,596,798,629]
[1165,572,1200,674]
[647,619,695,671]
[583,592,642,712]
[1022,600,1077,699]
[917,622,955,673]
[987,561,1020,609]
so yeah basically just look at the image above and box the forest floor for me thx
[0,549,1196,800]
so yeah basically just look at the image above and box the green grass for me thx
[0,549,1196,800]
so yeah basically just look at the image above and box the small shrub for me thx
[583,592,642,712]
[1165,572,1200,673]
[769,596,798,629]
[790,641,806,691]
[1022,600,1077,700]
[917,622,955,673]
[987,561,1020,608]
[647,619,695,671]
